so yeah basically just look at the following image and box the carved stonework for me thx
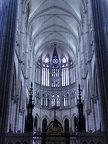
[47,119,63,134]
[25,82,34,132]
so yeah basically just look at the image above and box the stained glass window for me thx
[51,48,60,87]
[42,56,50,86]
[36,47,75,88]
[51,95,60,107]
[61,56,69,86]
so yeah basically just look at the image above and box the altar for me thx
[40,118,70,144]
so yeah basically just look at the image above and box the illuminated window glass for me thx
[42,56,50,86]
[51,48,60,87]
[51,95,60,107]
[61,56,69,86]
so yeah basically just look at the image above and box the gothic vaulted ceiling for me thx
[23,0,86,61]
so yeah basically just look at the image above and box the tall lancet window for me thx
[52,46,60,87]
[42,55,50,86]
[61,56,69,86]
[36,57,42,84]
[51,95,60,107]
[69,59,75,84]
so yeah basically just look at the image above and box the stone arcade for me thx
[0,0,108,144]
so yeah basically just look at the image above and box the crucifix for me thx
[52,103,59,127]
[52,99,60,123]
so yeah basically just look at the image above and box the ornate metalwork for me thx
[25,82,34,132]
[77,84,85,132]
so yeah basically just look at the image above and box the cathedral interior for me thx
[0,0,108,144]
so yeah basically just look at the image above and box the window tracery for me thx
[61,56,69,86]
[42,55,50,86]
[51,48,60,87]
[63,93,69,107]
[51,95,60,107]
[35,47,76,109]
[41,94,49,108]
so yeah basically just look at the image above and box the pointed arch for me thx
[43,54,50,64]
[42,115,49,123]
[34,116,38,128]
[63,115,70,123]
[64,118,69,133]
[42,54,50,86]
[74,116,78,132]
[42,118,47,133]
[51,45,60,87]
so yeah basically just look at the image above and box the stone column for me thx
[0,0,18,143]
[91,0,108,141]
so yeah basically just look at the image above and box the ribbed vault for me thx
[23,0,86,61]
